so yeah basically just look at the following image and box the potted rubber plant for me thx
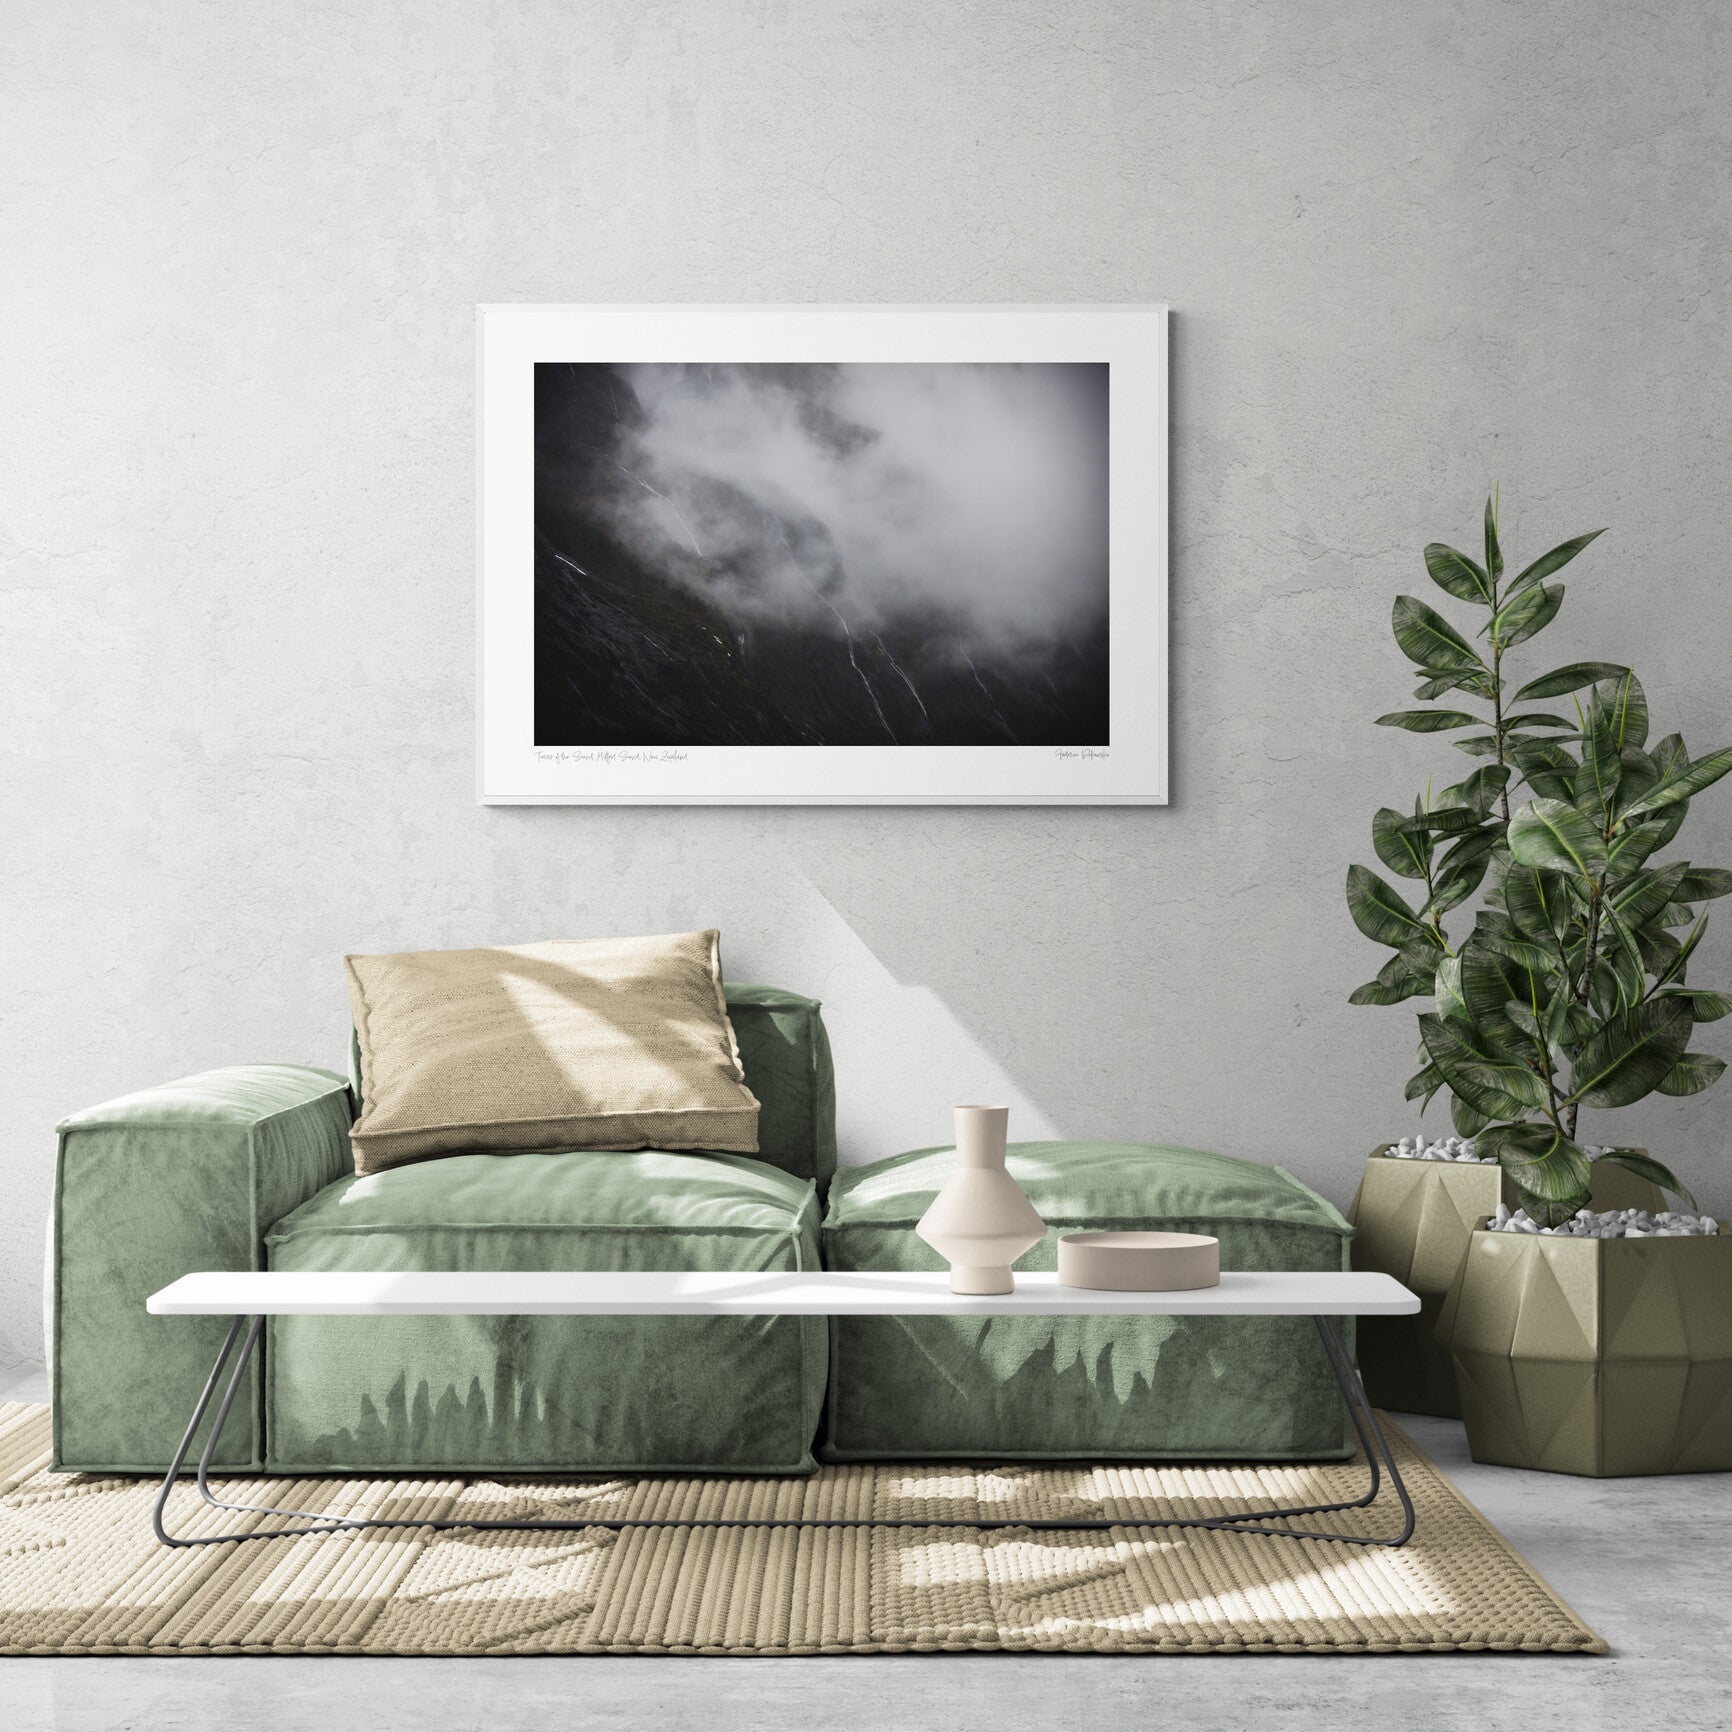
[1344,494,1732,1468]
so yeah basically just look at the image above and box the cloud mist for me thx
[597,362,1109,655]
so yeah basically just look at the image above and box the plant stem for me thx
[1489,594,1512,825]
[1566,879,1606,1140]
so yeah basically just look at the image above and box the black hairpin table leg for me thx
[153,1312,1414,1548]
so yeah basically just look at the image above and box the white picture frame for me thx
[478,303,1168,804]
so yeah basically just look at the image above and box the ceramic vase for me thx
[915,1106,1046,1294]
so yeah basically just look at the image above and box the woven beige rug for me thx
[0,1402,1603,1656]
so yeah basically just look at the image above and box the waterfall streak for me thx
[873,633,930,725]
[614,462,704,558]
[769,518,895,739]
[960,646,1017,741]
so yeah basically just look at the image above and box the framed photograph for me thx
[478,303,1167,804]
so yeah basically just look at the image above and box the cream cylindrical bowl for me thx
[1057,1231,1221,1292]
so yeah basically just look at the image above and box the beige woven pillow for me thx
[343,931,759,1175]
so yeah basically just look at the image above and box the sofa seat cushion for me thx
[263,1150,824,1474]
[821,1141,1354,1463]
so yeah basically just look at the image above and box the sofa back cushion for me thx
[345,978,837,1187]
[344,931,758,1175]
[722,984,837,1189]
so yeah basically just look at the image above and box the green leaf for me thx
[1374,708,1479,733]
[1502,998,1545,1046]
[1505,528,1605,598]
[1424,805,1490,836]
[1553,992,1599,1048]
[1592,1150,1696,1211]
[1450,1094,1491,1137]
[1371,807,1432,880]
[1600,852,1683,921]
[1654,911,1709,990]
[1404,1061,1444,1103]
[1608,862,1691,931]
[1512,661,1628,703]
[1393,595,1483,671]
[1439,764,1511,817]
[1677,867,1732,901]
[1507,798,1609,877]
[1434,866,1489,921]
[1657,1052,1728,1097]
[1346,864,1429,947]
[1498,858,1574,942]
[1484,495,1503,584]
[1575,691,1623,812]
[1419,1014,1551,1116]
[1452,734,1504,757]
[1622,746,1732,820]
[1428,828,1499,913]
[1651,733,1689,780]
[1350,980,1409,1006]
[1415,670,1488,701]
[1490,582,1563,649]
[1637,925,1685,977]
[1458,945,1522,1025]
[1597,901,1651,1009]
[1502,713,1576,732]
[1351,952,1435,1006]
[1433,954,1469,1023]
[1616,746,1660,809]
[1598,670,1648,750]
[1423,543,1492,605]
[1608,816,1671,874]
[1508,738,1578,800]
[1399,926,1450,964]
[1658,988,1732,1023]
[1566,999,1694,1108]
[1514,1186,1587,1229]
[1523,977,1587,1050]
[1641,800,1690,857]
[1472,910,1559,972]
[1478,1122,1592,1205]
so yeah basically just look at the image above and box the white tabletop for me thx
[147,1269,1418,1318]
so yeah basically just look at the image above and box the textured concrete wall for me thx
[4,1,1730,1367]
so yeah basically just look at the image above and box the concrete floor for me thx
[2,1364,1728,1732]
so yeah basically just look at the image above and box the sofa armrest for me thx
[51,1064,352,1472]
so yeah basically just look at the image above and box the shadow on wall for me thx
[717,873,1065,1163]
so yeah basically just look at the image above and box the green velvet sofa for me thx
[822,1143,1355,1462]
[50,985,1354,1476]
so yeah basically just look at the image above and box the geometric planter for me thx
[1347,1148,1663,1419]
[1436,1223,1732,1476]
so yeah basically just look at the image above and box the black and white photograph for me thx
[533,361,1110,749]
[480,302,1168,803]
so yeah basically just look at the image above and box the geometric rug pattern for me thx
[0,1404,1606,1656]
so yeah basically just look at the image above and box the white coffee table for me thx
[146,1269,1421,1549]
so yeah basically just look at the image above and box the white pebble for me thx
[1385,1133,1481,1164]
[1486,1203,1717,1239]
